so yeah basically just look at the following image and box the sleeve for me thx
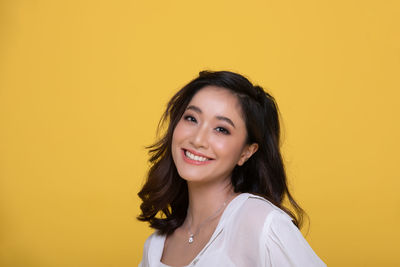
[262,210,327,267]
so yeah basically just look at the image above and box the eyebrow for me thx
[186,105,236,128]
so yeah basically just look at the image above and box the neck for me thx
[185,178,239,230]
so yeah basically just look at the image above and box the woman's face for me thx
[171,86,258,185]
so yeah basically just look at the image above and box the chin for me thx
[177,171,207,182]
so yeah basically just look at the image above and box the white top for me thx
[139,193,326,267]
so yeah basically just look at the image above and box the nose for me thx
[190,125,209,149]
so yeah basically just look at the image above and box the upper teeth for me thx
[185,150,209,162]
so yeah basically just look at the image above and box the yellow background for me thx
[1,0,399,266]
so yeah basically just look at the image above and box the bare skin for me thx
[161,179,239,266]
[162,87,258,266]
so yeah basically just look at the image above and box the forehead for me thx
[188,86,245,122]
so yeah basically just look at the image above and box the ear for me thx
[237,143,259,166]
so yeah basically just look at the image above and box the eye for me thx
[215,127,230,135]
[183,115,197,123]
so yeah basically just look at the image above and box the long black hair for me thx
[137,70,304,235]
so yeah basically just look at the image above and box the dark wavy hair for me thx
[137,70,304,235]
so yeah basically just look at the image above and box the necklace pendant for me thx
[188,234,194,244]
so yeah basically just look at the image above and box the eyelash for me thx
[215,127,230,135]
[183,115,197,123]
[183,115,230,135]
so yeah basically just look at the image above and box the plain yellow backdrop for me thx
[1,0,399,266]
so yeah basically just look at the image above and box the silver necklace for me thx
[187,201,227,244]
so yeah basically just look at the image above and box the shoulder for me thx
[242,196,327,266]
[239,194,327,266]
[140,231,166,266]
[143,230,165,251]
[238,194,299,245]
[227,193,293,239]
[142,232,155,250]
[239,193,293,223]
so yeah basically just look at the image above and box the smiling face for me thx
[171,86,258,185]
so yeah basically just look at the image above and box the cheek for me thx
[212,137,244,161]
[172,120,192,148]
[172,121,187,142]
[171,124,183,164]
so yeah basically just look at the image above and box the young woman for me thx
[137,71,326,267]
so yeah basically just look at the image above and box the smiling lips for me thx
[181,149,214,165]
